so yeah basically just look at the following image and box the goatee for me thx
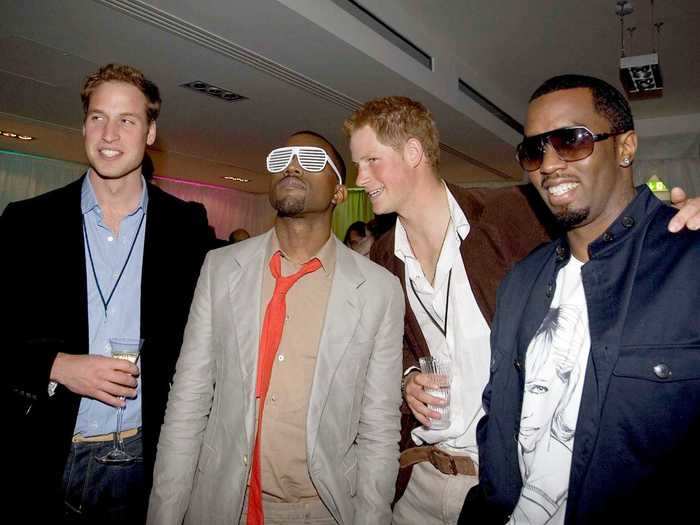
[274,196,305,217]
[554,207,590,230]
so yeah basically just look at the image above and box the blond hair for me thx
[343,96,440,170]
[81,63,161,122]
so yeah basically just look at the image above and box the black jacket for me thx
[0,176,211,518]
[461,186,700,524]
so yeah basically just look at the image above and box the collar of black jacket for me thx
[552,185,661,264]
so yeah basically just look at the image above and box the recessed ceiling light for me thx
[222,176,250,183]
[181,81,247,103]
[1,129,34,141]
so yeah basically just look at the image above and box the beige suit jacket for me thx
[147,230,404,525]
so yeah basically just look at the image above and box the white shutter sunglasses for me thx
[266,146,343,185]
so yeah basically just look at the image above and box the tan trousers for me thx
[240,494,336,525]
[392,461,479,525]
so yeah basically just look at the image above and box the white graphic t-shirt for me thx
[508,257,591,525]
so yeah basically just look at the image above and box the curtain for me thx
[0,150,86,213]
[634,133,700,197]
[153,177,275,239]
[332,188,374,241]
[1,149,375,241]
[0,149,275,239]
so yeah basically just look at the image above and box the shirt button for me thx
[112,273,119,279]
[243,455,248,465]
[278,355,285,362]
[622,216,635,228]
[270,394,277,402]
[107,236,114,242]
[602,232,614,242]
[285,314,290,321]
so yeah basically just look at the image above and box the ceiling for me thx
[1,0,698,193]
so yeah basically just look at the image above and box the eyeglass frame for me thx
[516,125,628,172]
[266,146,343,185]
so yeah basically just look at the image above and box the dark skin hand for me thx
[669,187,700,232]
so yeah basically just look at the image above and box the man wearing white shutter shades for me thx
[148,131,404,525]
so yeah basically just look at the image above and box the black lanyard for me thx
[409,268,452,338]
[83,212,145,317]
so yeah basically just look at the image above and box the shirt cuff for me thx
[403,366,420,377]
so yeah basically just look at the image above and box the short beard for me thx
[273,196,305,217]
[554,207,590,230]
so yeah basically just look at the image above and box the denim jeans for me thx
[61,431,146,525]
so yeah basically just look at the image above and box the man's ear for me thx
[146,121,157,146]
[617,130,637,168]
[331,184,348,207]
[403,137,424,169]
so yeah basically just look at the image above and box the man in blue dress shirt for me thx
[0,64,211,523]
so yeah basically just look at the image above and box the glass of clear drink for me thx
[96,338,143,464]
[419,356,451,430]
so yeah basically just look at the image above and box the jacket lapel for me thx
[140,183,165,349]
[375,228,431,361]
[66,176,89,354]
[227,232,269,440]
[307,241,364,460]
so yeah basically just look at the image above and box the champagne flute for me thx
[96,338,143,464]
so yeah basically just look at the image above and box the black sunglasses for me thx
[516,126,626,172]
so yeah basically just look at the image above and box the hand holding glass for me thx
[96,338,143,464]
[419,356,451,430]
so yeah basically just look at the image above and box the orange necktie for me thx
[247,251,321,525]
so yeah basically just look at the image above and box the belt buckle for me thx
[429,448,457,476]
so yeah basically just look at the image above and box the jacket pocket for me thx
[613,344,700,382]
[605,344,700,466]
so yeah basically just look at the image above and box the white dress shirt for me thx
[395,183,491,462]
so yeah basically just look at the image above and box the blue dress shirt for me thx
[74,173,147,437]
